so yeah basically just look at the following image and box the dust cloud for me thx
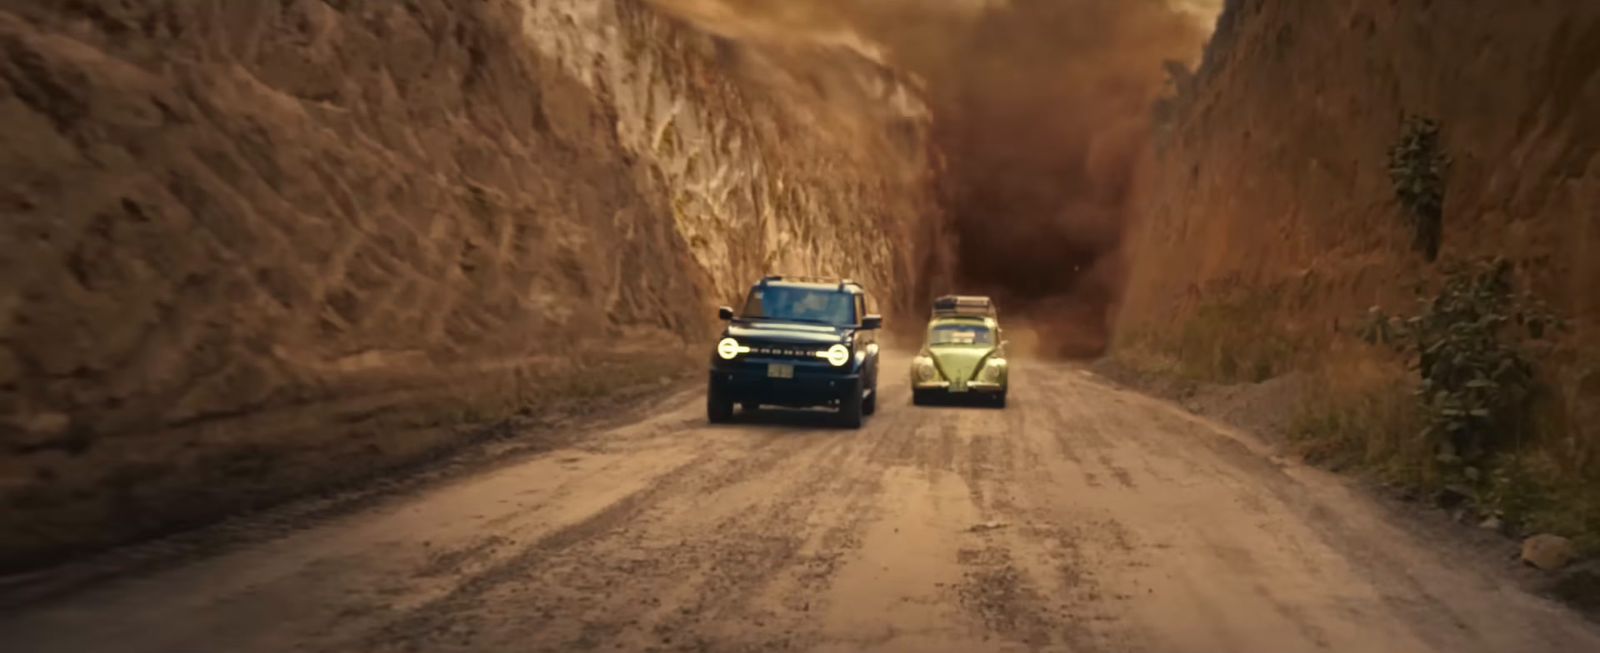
[651,0,1217,357]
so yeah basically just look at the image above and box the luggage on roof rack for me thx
[932,295,996,318]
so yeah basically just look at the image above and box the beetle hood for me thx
[927,344,997,382]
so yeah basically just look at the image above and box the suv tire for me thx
[707,380,734,423]
[837,378,865,429]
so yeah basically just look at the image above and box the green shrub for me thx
[1360,258,1563,471]
[1387,116,1451,261]
[1481,455,1600,553]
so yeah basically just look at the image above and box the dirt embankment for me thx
[1115,1,1599,537]
[0,0,945,571]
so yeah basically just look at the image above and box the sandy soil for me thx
[2,353,1597,653]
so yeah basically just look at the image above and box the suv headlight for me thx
[717,337,749,360]
[822,344,851,367]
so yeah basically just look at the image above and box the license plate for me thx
[767,364,794,379]
[949,379,968,393]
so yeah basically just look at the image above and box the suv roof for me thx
[758,274,864,293]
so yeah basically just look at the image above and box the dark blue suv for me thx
[707,276,883,428]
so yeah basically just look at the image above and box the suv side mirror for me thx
[861,314,883,330]
[718,306,734,321]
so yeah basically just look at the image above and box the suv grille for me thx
[746,345,822,361]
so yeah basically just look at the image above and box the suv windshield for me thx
[928,322,994,346]
[742,287,857,325]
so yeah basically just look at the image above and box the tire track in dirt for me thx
[355,375,936,652]
[1037,371,1376,652]
[5,357,1600,653]
[351,448,721,651]
[985,365,1151,651]
[630,413,932,651]
[1079,380,1495,651]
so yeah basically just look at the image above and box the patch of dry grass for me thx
[1288,350,1600,553]
[1115,289,1300,384]
[1119,313,1600,553]
[1287,357,1431,482]
[1481,452,1600,553]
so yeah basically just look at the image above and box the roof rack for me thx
[759,274,860,290]
[932,295,996,318]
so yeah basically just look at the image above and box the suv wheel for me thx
[862,382,878,416]
[707,380,734,423]
[837,378,865,429]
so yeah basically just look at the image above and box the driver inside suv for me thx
[743,286,856,325]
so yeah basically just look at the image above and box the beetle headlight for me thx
[717,337,749,360]
[823,344,851,367]
[979,358,1006,382]
[913,356,938,381]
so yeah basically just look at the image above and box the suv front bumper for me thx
[710,362,860,407]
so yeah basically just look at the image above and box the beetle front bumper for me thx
[911,380,1006,395]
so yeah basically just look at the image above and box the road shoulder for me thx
[1084,357,1600,622]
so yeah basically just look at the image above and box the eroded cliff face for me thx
[1118,2,1599,464]
[526,0,946,310]
[648,0,1215,357]
[0,0,943,569]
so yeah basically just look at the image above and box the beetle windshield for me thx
[742,287,857,325]
[928,323,994,346]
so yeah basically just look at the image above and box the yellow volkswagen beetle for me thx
[910,296,1008,407]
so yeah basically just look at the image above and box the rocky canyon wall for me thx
[648,0,1215,358]
[0,0,943,570]
[1118,1,1599,473]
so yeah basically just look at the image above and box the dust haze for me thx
[652,0,1217,357]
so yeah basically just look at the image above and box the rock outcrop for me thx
[0,0,944,570]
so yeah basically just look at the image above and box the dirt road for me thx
[3,355,1597,652]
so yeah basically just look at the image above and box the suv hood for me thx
[728,321,850,345]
